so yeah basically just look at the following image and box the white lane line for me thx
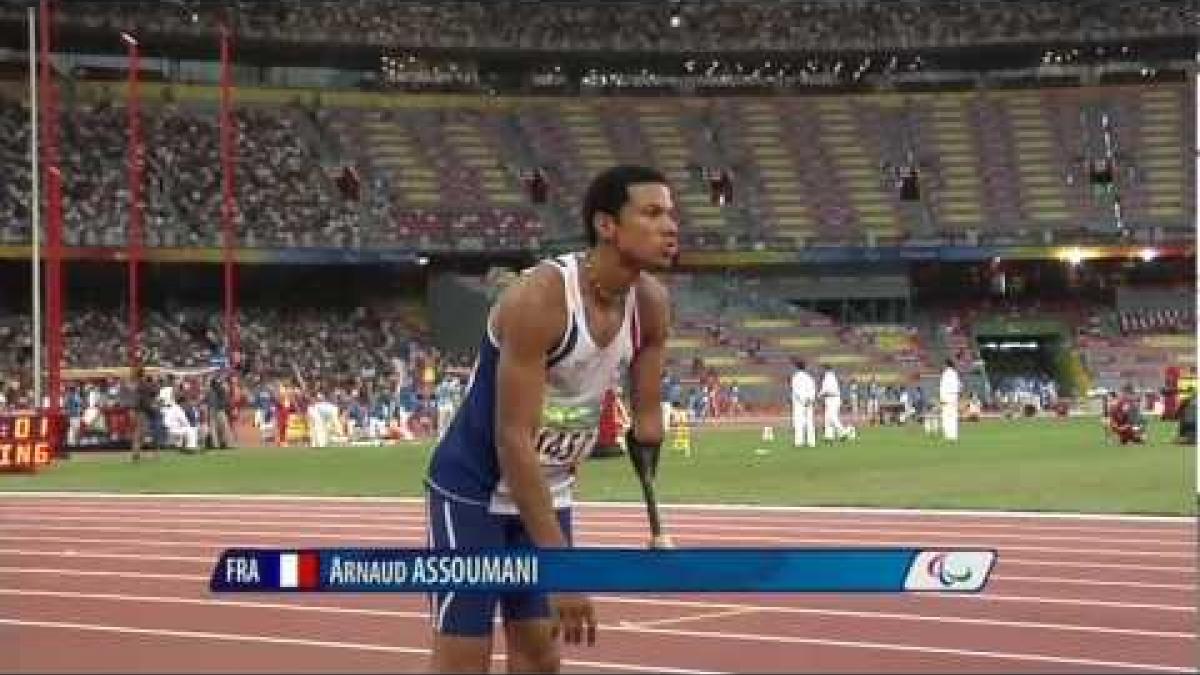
[4,567,1196,630]
[5,586,1193,672]
[940,591,1192,612]
[2,491,1191,522]
[609,623,1195,673]
[596,595,1196,639]
[4,587,420,615]
[992,558,1196,573]
[0,567,205,582]
[4,522,1192,559]
[8,512,1191,549]
[609,608,760,629]
[5,503,1191,537]
[4,586,748,633]
[0,548,211,563]
[989,574,1194,591]
[0,618,718,674]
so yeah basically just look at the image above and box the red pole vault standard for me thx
[123,32,142,371]
[39,0,63,415]
[220,21,239,369]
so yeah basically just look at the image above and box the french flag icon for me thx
[278,551,320,590]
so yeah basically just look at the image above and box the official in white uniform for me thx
[939,360,962,441]
[162,401,198,450]
[307,393,339,448]
[790,359,817,448]
[820,365,849,441]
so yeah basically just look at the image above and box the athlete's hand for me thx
[550,593,597,646]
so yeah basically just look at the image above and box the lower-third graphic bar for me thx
[210,548,997,594]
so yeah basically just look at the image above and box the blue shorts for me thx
[425,487,573,637]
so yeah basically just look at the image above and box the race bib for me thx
[537,402,600,467]
[535,427,599,466]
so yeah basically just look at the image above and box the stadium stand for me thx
[3,81,1191,250]
[16,1,1191,52]
[0,0,1192,435]
[659,274,937,410]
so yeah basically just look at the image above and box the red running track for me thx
[0,493,1195,673]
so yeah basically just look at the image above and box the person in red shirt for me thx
[275,383,292,446]
[593,388,629,458]
[1109,385,1147,445]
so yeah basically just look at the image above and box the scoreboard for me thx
[0,411,65,472]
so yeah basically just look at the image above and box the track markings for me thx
[5,522,1192,559]
[2,573,1193,639]
[2,493,1193,672]
[0,618,718,674]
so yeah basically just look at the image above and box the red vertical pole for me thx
[124,33,142,370]
[39,0,63,414]
[220,21,238,369]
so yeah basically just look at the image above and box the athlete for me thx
[424,165,678,672]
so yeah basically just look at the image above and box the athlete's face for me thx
[603,182,679,270]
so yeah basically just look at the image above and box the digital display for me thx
[0,412,65,471]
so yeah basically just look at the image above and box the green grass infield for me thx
[2,418,1193,516]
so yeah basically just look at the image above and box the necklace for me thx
[581,252,628,305]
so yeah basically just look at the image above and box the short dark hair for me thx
[581,165,669,246]
[944,359,954,368]
[793,358,806,371]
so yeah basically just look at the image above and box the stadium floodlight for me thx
[120,32,138,47]
[1063,248,1085,266]
[1139,248,1158,262]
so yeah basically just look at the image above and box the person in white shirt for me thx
[790,359,817,448]
[307,393,339,448]
[820,365,850,441]
[939,359,962,441]
[434,376,463,442]
[158,378,175,408]
[162,400,198,450]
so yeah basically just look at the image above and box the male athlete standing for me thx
[424,166,678,673]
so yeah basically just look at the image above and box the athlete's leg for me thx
[431,633,494,673]
[131,411,144,461]
[503,619,559,673]
[942,402,958,440]
[823,401,835,440]
[831,397,848,435]
[502,508,572,673]
[792,406,802,446]
[804,407,816,447]
[427,489,504,673]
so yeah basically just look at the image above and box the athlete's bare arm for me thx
[492,264,598,646]
[491,263,571,547]
[628,275,671,445]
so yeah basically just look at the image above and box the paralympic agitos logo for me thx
[926,552,975,587]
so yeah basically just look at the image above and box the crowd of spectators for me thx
[1,95,549,250]
[0,100,33,244]
[0,304,475,423]
[991,373,1059,410]
[25,1,1191,53]
[0,97,360,250]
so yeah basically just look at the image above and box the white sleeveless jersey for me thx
[425,252,641,514]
